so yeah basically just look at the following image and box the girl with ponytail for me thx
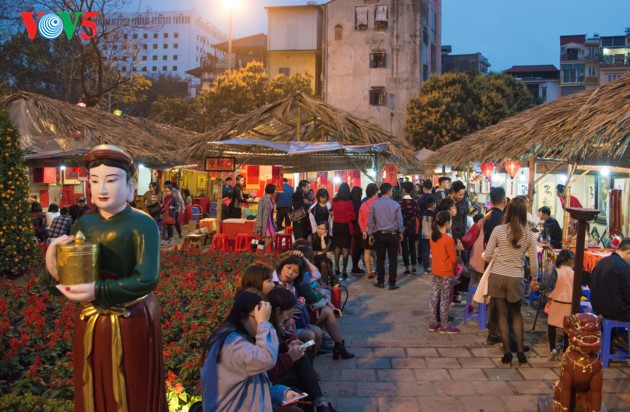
[428,211,460,335]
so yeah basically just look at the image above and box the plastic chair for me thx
[600,318,630,368]
[274,233,293,252]
[208,202,218,218]
[581,286,591,301]
[235,233,255,253]
[191,206,202,223]
[463,286,487,330]
[211,234,229,252]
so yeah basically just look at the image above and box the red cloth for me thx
[162,195,175,224]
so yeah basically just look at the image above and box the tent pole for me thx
[562,163,575,244]
[528,155,535,215]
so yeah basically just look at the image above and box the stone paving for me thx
[314,265,630,412]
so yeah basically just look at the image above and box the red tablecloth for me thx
[582,249,613,272]
[193,197,210,214]
[182,205,192,225]
[221,219,256,243]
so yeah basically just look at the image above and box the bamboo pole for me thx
[527,155,535,215]
[561,163,575,244]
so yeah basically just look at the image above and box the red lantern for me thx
[504,161,521,179]
[480,163,495,179]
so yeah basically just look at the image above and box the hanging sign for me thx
[204,157,235,172]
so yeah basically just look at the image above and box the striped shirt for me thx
[482,224,538,278]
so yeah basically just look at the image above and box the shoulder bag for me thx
[288,207,307,222]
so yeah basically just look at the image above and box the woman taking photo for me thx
[201,290,302,412]
[482,197,538,366]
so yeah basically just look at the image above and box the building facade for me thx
[323,0,441,138]
[441,47,491,75]
[104,10,226,91]
[265,5,323,96]
[504,65,560,103]
[598,31,630,85]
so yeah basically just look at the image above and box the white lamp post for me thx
[223,0,242,69]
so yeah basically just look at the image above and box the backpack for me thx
[421,215,434,239]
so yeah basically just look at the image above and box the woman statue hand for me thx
[45,235,75,281]
[56,282,96,302]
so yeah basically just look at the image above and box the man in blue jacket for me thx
[275,178,294,231]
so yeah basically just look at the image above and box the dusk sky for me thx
[129,0,630,71]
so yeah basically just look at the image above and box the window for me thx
[423,26,429,45]
[335,25,343,41]
[123,34,128,40]
[152,66,157,72]
[122,56,128,62]
[607,73,623,83]
[540,86,547,102]
[561,64,584,83]
[173,66,178,71]
[153,44,157,49]
[143,33,148,39]
[369,87,385,106]
[142,44,147,50]
[164,33,169,38]
[121,67,127,72]
[152,55,157,61]
[587,66,596,77]
[162,66,167,71]
[355,6,368,30]
[374,5,388,30]
[174,32,179,38]
[113,44,117,50]
[422,64,429,81]
[141,55,146,61]
[279,67,291,76]
[173,55,178,61]
[133,33,138,39]
[163,44,168,49]
[142,66,146,72]
[173,43,178,49]
[163,55,167,60]
[153,33,158,39]
[566,48,578,61]
[369,52,386,68]
[132,66,137,72]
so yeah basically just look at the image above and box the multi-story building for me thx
[441,46,491,75]
[104,10,226,92]
[598,30,630,85]
[504,65,560,103]
[265,5,323,96]
[323,0,441,138]
[559,35,594,96]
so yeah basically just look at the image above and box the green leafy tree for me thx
[406,72,534,150]
[152,61,314,131]
[0,110,38,277]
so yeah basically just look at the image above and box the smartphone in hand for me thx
[280,392,309,406]
[298,339,316,350]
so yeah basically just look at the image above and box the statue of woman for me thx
[46,144,166,412]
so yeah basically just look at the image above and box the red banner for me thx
[382,163,397,186]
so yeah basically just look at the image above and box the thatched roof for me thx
[184,92,417,172]
[1,92,195,167]
[426,75,630,168]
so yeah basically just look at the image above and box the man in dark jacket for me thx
[591,239,630,321]
[229,175,254,218]
[68,196,90,222]
[449,180,470,242]
[537,206,562,249]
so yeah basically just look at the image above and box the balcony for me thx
[585,76,599,85]
[599,54,629,67]
[560,53,600,62]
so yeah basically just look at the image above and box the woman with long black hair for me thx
[331,183,355,279]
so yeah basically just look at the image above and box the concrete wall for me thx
[267,51,320,94]
[267,6,322,51]
[324,0,437,139]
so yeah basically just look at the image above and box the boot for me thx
[332,340,354,360]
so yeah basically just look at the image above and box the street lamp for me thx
[222,0,242,69]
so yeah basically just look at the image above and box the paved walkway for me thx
[314,265,630,412]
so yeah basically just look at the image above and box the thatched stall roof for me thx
[1,92,194,168]
[184,92,417,172]
[425,75,630,168]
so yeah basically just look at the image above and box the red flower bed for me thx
[0,249,277,409]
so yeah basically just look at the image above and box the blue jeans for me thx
[417,238,430,270]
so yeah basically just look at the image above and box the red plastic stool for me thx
[274,233,293,252]
[212,234,229,252]
[235,233,255,252]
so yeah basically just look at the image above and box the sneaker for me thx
[167,238,174,244]
[427,322,439,332]
[439,325,460,335]
[549,349,558,361]
[452,294,463,304]
[403,270,411,275]
[412,267,417,274]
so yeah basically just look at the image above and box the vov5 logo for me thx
[19,11,99,40]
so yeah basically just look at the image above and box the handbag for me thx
[473,257,494,304]
[250,238,266,252]
[461,221,481,251]
[148,203,161,216]
[288,207,307,222]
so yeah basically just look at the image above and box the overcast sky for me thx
[128,0,630,71]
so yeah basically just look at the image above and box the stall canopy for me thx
[1,91,195,168]
[184,92,417,172]
[425,75,630,168]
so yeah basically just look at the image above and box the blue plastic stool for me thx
[581,286,591,301]
[463,286,487,330]
[208,202,218,218]
[600,318,630,368]
[529,290,541,307]
[191,206,202,223]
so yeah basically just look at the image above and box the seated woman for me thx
[311,222,336,286]
[243,263,323,355]
[201,290,302,412]
[267,288,336,412]
[275,255,354,360]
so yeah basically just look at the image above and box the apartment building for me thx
[103,10,226,83]
[441,46,491,75]
[265,5,323,96]
[504,65,560,103]
[323,0,441,138]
